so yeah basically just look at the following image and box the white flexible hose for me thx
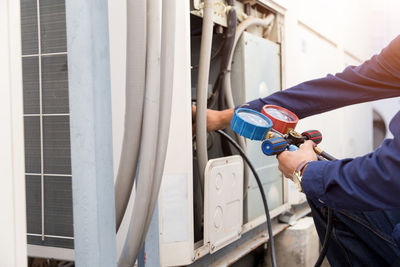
[114,0,146,231]
[143,0,176,242]
[223,14,275,200]
[196,0,214,190]
[118,0,161,265]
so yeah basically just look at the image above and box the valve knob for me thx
[231,108,273,140]
[302,130,322,144]
[261,136,288,155]
[287,130,304,146]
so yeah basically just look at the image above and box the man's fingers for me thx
[298,140,318,161]
[277,150,290,161]
[300,140,315,150]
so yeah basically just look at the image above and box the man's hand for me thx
[277,140,317,179]
[192,106,234,135]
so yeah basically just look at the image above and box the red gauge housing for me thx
[261,105,299,134]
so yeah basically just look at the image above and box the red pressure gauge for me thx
[261,105,299,134]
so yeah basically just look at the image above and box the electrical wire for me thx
[314,208,333,267]
[313,152,336,267]
[320,151,336,161]
[216,130,277,267]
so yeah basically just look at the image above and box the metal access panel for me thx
[20,0,74,260]
[204,156,243,254]
[231,31,283,221]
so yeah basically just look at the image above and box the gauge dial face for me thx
[263,107,296,122]
[237,110,271,127]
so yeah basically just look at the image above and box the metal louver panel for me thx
[21,0,74,250]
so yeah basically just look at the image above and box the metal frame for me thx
[0,0,27,265]
[27,245,74,261]
[35,0,46,241]
[27,233,74,240]
[22,51,68,58]
[190,219,288,266]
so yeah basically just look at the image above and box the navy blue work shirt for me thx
[244,35,400,245]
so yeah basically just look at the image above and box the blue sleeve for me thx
[244,35,400,211]
[245,35,400,118]
[302,112,400,211]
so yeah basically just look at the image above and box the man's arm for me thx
[252,35,400,211]
[269,35,400,211]
[246,35,400,118]
[201,36,400,211]
[208,35,400,130]
[300,112,400,211]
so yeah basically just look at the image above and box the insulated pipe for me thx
[196,0,214,190]
[217,0,236,111]
[114,0,147,231]
[143,0,176,241]
[223,14,275,199]
[118,0,162,265]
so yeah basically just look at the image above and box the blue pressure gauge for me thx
[231,108,273,140]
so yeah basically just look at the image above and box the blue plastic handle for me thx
[231,108,273,140]
[261,137,288,155]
